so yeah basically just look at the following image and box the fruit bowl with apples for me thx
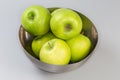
[19,6,98,73]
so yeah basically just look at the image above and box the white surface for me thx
[0,0,120,80]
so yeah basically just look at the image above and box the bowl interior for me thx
[19,8,98,73]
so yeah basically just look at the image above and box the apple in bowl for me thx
[21,5,51,36]
[50,8,82,40]
[67,34,91,63]
[40,39,71,65]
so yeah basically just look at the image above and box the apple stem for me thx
[28,12,34,20]
[30,16,34,20]
[48,42,52,49]
[66,25,72,31]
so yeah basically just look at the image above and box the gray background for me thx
[0,0,120,80]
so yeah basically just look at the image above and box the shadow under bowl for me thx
[19,8,98,73]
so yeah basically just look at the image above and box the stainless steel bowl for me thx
[19,8,98,73]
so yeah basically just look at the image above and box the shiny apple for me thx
[67,34,91,63]
[21,5,51,36]
[50,8,82,40]
[40,39,71,65]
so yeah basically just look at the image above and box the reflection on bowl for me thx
[19,8,98,73]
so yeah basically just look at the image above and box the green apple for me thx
[21,5,51,36]
[40,39,71,65]
[67,34,91,63]
[50,8,82,40]
[32,32,56,58]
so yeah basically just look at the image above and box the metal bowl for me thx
[19,8,98,73]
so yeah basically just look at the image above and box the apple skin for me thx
[50,8,82,40]
[66,34,91,63]
[40,39,71,65]
[32,32,56,58]
[21,5,51,36]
